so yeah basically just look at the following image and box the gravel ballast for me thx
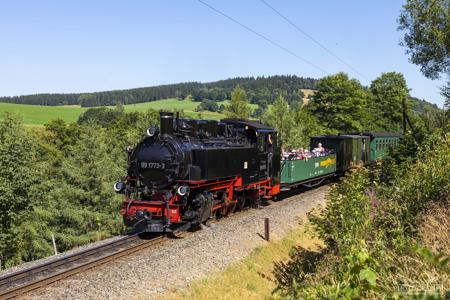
[22,186,329,299]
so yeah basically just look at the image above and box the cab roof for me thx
[221,119,276,132]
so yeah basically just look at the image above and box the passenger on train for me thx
[312,143,326,156]
[282,144,329,160]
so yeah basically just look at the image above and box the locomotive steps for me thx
[7,185,328,299]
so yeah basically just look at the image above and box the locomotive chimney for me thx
[160,112,174,135]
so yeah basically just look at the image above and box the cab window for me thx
[258,135,265,152]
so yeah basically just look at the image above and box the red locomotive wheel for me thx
[228,200,237,214]
[220,193,231,216]
[238,194,246,211]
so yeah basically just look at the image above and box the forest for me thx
[0,75,317,107]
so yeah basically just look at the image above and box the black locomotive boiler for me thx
[115,112,281,232]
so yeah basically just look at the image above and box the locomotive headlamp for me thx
[146,125,159,137]
[135,209,144,219]
[113,181,126,193]
[143,210,152,220]
[177,185,189,196]
[136,209,151,220]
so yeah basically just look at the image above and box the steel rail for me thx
[0,234,137,289]
[0,234,165,299]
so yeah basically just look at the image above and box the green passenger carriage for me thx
[280,154,337,189]
[279,132,402,189]
[350,132,403,161]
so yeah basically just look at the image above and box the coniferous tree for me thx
[292,107,325,147]
[224,86,251,119]
[263,95,295,148]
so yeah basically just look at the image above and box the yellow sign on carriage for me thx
[320,157,336,167]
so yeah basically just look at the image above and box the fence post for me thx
[264,218,269,241]
[51,233,58,255]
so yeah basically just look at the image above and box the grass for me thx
[121,98,231,120]
[0,102,89,125]
[0,98,259,125]
[0,89,314,126]
[166,220,322,300]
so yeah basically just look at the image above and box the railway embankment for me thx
[17,185,328,299]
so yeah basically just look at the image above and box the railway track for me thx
[0,233,166,299]
[0,183,331,299]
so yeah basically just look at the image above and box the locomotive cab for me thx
[221,119,280,184]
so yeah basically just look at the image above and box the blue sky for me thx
[0,0,445,106]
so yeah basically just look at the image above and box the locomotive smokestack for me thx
[160,112,174,135]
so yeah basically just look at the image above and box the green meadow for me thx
[0,102,88,126]
[0,98,259,126]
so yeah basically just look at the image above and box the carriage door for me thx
[361,138,368,163]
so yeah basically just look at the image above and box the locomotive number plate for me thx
[140,162,166,169]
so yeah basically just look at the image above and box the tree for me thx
[292,107,325,147]
[263,95,295,148]
[398,0,450,80]
[398,0,450,115]
[77,106,125,127]
[290,89,305,109]
[224,86,252,119]
[369,72,409,132]
[441,80,450,113]
[196,99,219,112]
[308,73,369,132]
[0,114,40,267]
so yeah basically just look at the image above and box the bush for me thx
[275,130,450,299]
[77,105,125,127]
[195,99,219,112]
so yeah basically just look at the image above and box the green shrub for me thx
[275,130,450,299]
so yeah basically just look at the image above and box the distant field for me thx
[121,98,228,120]
[0,99,258,126]
[0,102,89,126]
[301,89,315,105]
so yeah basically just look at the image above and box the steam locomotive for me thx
[114,112,401,233]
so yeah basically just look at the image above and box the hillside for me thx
[0,99,254,125]
[0,75,317,107]
[410,96,440,113]
[0,75,441,125]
